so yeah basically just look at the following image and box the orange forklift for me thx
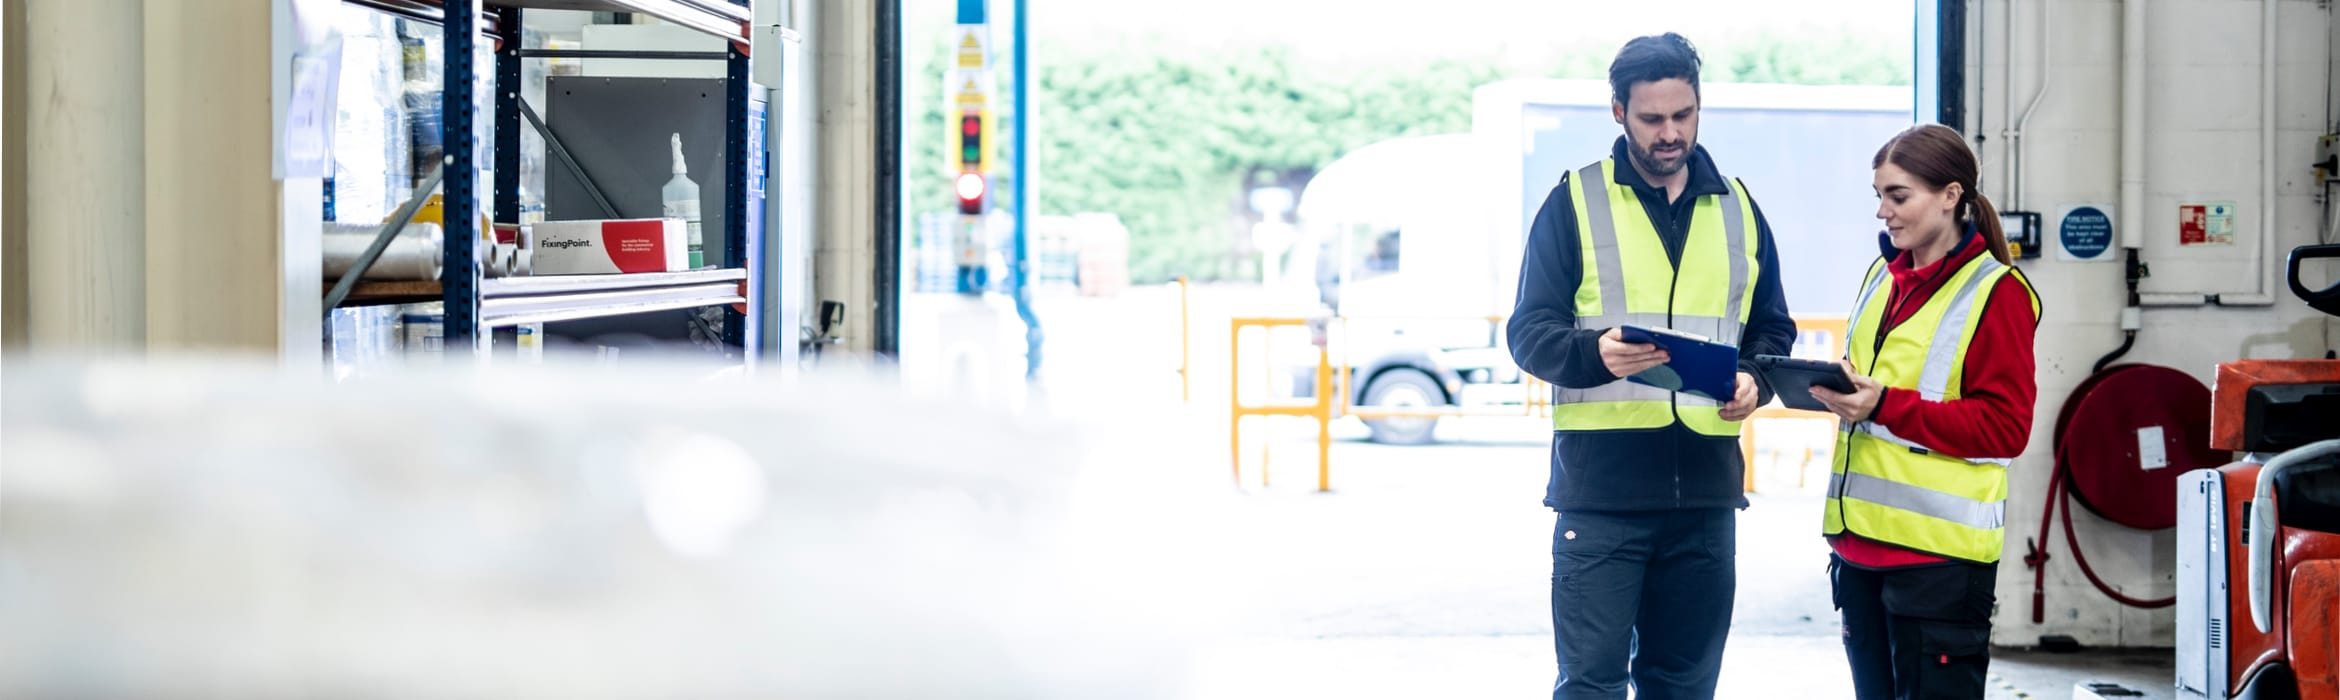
[2176,243,2340,700]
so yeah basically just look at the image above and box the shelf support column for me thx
[724,37,757,356]
[442,0,486,353]
[494,7,522,225]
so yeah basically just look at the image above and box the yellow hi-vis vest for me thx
[1822,251,2039,563]
[1552,158,1759,437]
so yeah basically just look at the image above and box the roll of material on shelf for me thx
[488,242,515,278]
[324,223,444,282]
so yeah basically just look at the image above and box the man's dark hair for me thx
[1608,33,1702,107]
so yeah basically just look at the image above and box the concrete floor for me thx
[1176,419,2178,699]
[915,284,2181,698]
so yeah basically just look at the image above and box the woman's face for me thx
[1872,163,1962,252]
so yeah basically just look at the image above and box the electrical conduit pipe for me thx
[2098,0,2148,374]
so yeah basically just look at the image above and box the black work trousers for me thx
[1550,509,1736,700]
[1830,554,1998,700]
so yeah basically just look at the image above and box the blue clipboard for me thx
[1617,324,1739,400]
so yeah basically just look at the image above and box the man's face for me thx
[1611,78,1700,179]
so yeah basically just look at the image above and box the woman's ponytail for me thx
[1970,192,2013,265]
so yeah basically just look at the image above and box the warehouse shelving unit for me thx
[330,0,760,359]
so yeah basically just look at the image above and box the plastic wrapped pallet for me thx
[330,11,409,223]
[326,305,403,381]
[399,21,443,192]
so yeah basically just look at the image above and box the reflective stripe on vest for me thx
[1821,251,2037,563]
[1826,470,2006,530]
[1551,158,1757,437]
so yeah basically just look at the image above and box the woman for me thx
[1810,123,2040,700]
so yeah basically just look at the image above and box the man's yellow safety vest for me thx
[1822,251,2039,563]
[1552,157,1760,437]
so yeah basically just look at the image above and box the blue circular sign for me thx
[2060,206,2113,260]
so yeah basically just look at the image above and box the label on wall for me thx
[2056,205,2116,262]
[2178,202,2235,247]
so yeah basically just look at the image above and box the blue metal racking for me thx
[334,0,761,360]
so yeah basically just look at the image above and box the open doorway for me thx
[892,0,1931,413]
[887,4,1934,694]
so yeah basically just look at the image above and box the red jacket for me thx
[1831,231,2039,568]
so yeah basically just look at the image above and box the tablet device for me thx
[1752,354,1855,412]
[1616,324,1738,400]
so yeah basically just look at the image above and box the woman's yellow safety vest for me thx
[1822,251,2039,563]
[1553,158,1760,437]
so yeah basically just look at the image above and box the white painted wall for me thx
[1965,0,2339,648]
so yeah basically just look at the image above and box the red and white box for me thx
[529,219,689,275]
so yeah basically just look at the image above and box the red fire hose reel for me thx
[2034,364,2233,620]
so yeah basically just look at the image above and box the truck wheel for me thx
[1363,370,1444,445]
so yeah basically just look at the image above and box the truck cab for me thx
[1290,79,1913,444]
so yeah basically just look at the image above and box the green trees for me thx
[911,33,1906,284]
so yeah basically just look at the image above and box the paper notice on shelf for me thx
[2137,425,2169,470]
[282,40,342,179]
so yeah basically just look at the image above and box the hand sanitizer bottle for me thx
[662,133,704,269]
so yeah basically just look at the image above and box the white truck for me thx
[1291,79,1914,444]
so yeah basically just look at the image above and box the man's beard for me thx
[1628,136,1690,178]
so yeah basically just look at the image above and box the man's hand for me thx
[1597,328,1670,380]
[1810,359,1886,422]
[1719,371,1759,421]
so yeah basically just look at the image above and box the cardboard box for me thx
[530,219,688,275]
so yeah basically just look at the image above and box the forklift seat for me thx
[2277,457,2340,535]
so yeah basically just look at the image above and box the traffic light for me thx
[956,113,985,215]
[957,172,986,215]
[959,114,983,167]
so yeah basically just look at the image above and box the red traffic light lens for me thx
[961,116,980,136]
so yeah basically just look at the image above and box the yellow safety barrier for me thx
[1740,315,1850,493]
[1212,308,1837,494]
[1228,317,1334,491]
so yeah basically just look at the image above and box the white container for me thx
[661,133,704,269]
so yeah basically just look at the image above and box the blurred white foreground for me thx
[0,358,1236,699]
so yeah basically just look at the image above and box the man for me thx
[1506,33,1797,700]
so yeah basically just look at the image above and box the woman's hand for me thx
[1809,359,1885,423]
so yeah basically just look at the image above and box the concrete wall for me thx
[1964,0,2339,648]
